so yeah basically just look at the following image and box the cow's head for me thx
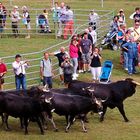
[86,88,107,116]
[122,78,140,97]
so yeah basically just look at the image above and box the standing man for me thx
[0,58,7,90]
[49,47,68,84]
[12,54,29,90]
[89,9,99,30]
[88,26,97,48]
[57,2,66,37]
[40,52,53,89]
[10,5,20,38]
[79,32,92,73]
[63,5,74,39]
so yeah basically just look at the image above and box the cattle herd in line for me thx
[0,78,139,135]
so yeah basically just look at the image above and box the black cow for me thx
[42,90,103,132]
[68,78,140,122]
[2,86,58,131]
[0,92,52,135]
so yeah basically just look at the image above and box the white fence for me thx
[1,9,114,90]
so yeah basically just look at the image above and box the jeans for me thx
[128,58,136,74]
[123,52,128,69]
[15,75,27,90]
[43,76,53,88]
[71,58,78,74]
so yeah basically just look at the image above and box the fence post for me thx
[9,0,12,6]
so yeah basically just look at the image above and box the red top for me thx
[138,43,140,53]
[0,63,7,74]
[69,44,79,58]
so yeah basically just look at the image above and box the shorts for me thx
[64,74,72,84]
[82,53,91,64]
[59,67,63,75]
[0,78,4,84]
[25,22,31,30]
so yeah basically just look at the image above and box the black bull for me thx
[0,91,52,135]
[68,78,140,122]
[42,91,104,132]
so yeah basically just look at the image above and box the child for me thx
[90,47,102,82]
[61,55,73,87]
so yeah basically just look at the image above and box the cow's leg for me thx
[23,118,29,135]
[48,117,58,132]
[4,114,11,131]
[36,117,44,135]
[65,115,68,125]
[65,115,74,133]
[1,113,4,126]
[20,117,24,129]
[80,115,87,132]
[100,106,107,122]
[40,112,47,130]
[117,103,129,122]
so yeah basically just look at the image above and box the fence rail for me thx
[1,9,114,90]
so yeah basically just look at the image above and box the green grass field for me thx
[0,0,140,140]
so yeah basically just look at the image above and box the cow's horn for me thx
[101,97,108,102]
[45,97,53,103]
[88,88,95,92]
[132,80,140,86]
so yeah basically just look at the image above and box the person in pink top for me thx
[69,36,79,80]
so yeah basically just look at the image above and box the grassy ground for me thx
[0,0,140,140]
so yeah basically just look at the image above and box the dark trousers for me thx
[43,76,53,89]
[12,22,19,37]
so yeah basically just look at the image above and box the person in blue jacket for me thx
[122,36,138,75]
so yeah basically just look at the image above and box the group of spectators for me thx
[0,2,75,39]
[0,5,140,90]
[114,8,140,75]
[0,1,100,39]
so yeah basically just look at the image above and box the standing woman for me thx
[69,36,79,80]
[0,58,7,90]
[22,6,31,39]
[90,47,102,82]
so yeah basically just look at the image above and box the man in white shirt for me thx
[88,26,97,48]
[89,9,99,30]
[12,54,29,90]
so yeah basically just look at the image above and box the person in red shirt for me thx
[0,58,7,90]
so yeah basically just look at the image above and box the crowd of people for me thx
[0,1,100,39]
[0,3,140,90]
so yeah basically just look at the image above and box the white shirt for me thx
[12,61,28,75]
[89,12,99,23]
[11,11,20,22]
[89,30,97,44]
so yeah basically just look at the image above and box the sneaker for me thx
[79,70,84,73]
[25,35,30,39]
[75,73,79,77]
[128,73,132,75]
[72,77,77,80]
[124,68,128,71]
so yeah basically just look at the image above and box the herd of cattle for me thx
[0,78,139,135]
